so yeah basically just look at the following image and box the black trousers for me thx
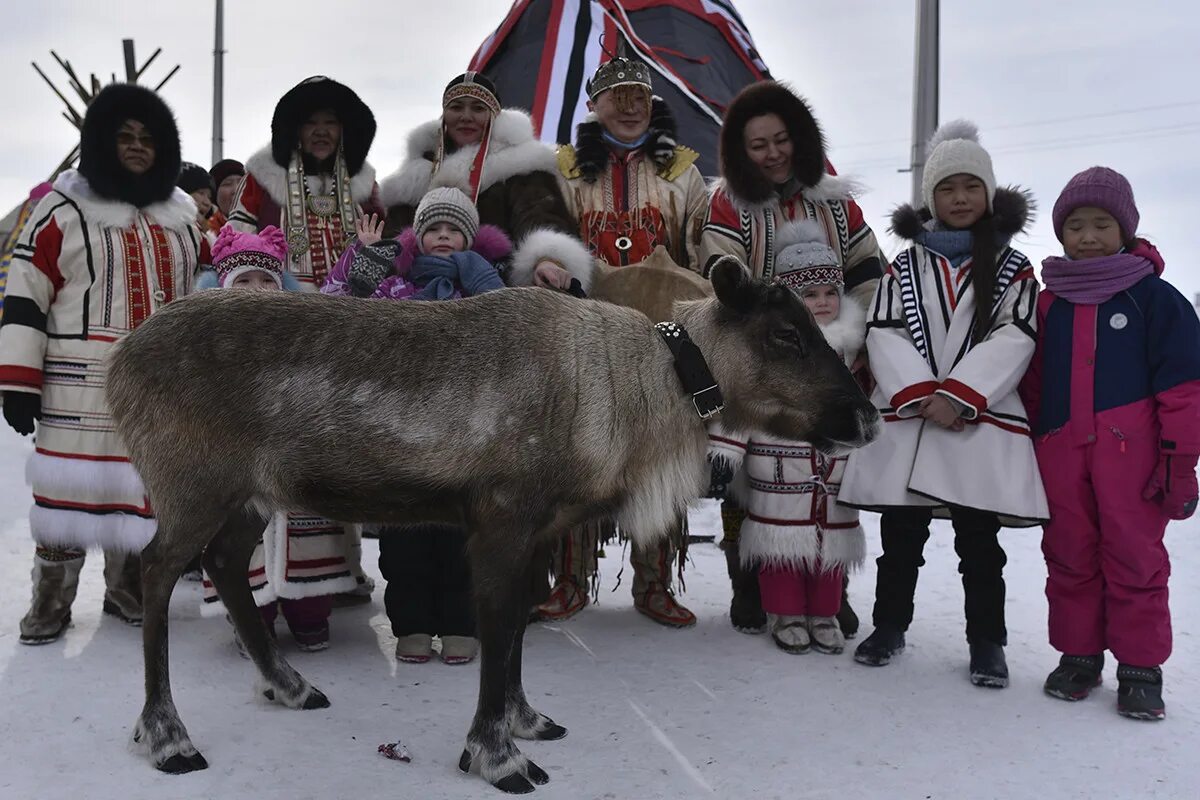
[872,506,1008,645]
[378,524,476,638]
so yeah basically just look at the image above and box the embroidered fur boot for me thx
[19,549,85,645]
[631,539,696,628]
[535,525,598,622]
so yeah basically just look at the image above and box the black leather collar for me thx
[655,322,724,420]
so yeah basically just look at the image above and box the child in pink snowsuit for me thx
[1022,167,1200,720]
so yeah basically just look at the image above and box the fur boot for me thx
[101,549,143,625]
[19,550,85,644]
[535,525,598,621]
[631,535,696,628]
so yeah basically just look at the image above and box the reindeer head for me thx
[680,257,880,454]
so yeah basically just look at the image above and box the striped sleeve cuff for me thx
[936,379,987,420]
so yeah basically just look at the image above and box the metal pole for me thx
[122,39,137,83]
[212,0,225,163]
[909,0,939,205]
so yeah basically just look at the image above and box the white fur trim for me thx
[507,228,594,292]
[707,422,748,472]
[243,145,377,206]
[816,292,867,366]
[52,170,197,233]
[739,519,865,572]
[26,450,149,503]
[379,109,558,208]
[802,173,865,203]
[29,506,156,553]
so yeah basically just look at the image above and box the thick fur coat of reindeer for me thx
[107,257,879,793]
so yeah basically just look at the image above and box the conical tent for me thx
[468,0,771,176]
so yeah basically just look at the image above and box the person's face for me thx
[1062,206,1124,260]
[230,270,280,290]
[588,85,652,144]
[216,174,242,215]
[800,283,841,323]
[932,173,988,230]
[299,110,341,161]
[116,119,156,175]
[443,98,492,148]
[422,222,467,256]
[743,113,793,185]
[189,188,213,218]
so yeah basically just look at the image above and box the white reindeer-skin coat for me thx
[0,170,201,552]
[709,296,868,570]
[838,242,1048,525]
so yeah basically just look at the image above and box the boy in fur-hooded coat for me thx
[709,222,867,654]
[377,73,593,292]
[0,84,203,643]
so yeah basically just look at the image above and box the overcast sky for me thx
[2,1,1198,298]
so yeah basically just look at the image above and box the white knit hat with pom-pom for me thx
[921,119,996,213]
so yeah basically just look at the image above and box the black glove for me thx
[706,457,734,500]
[347,243,397,298]
[2,391,41,436]
[567,278,587,299]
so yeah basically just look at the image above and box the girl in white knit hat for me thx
[839,121,1046,688]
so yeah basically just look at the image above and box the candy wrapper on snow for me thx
[378,741,412,762]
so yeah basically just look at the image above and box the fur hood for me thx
[270,76,376,175]
[816,291,866,367]
[572,96,678,181]
[77,83,181,209]
[244,145,377,207]
[888,185,1035,242]
[52,169,197,233]
[378,108,558,209]
[719,81,829,205]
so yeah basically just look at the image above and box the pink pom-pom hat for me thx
[210,225,289,288]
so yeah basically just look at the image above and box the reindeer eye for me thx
[771,328,807,356]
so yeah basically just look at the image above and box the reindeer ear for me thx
[710,256,760,315]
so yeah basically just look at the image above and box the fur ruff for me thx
[507,229,595,292]
[572,97,678,181]
[888,185,1035,242]
[710,171,862,215]
[818,292,867,367]
[244,145,376,207]
[378,109,558,208]
[30,506,156,554]
[52,170,197,233]
[26,450,149,505]
[737,518,866,572]
[77,83,181,209]
[718,81,827,204]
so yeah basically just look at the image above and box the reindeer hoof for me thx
[459,749,472,773]
[492,773,536,794]
[262,688,275,701]
[535,722,567,741]
[157,752,209,774]
[302,689,330,710]
[525,759,550,785]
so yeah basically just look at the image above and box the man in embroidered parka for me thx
[0,84,202,644]
[1021,171,1200,674]
[228,76,383,291]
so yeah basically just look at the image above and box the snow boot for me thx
[809,616,845,655]
[535,525,597,621]
[631,539,696,628]
[837,573,859,639]
[1116,664,1165,721]
[395,633,434,664]
[968,638,1009,688]
[440,635,479,665]
[721,504,766,634]
[101,549,143,626]
[19,550,84,645]
[853,624,906,666]
[771,615,810,654]
[1044,654,1104,702]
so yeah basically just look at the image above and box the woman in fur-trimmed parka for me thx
[378,72,593,291]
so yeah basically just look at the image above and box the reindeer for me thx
[106,257,879,794]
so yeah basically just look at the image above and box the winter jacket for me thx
[378,109,593,291]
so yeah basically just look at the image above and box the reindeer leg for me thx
[508,555,567,747]
[203,511,328,710]
[132,509,221,774]
[460,526,546,793]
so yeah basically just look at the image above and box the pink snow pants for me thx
[759,563,843,617]
[1037,417,1172,666]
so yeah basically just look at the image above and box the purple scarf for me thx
[1041,240,1164,305]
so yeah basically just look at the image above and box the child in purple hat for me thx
[1021,166,1200,720]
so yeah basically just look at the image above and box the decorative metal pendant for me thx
[308,194,337,219]
[286,226,310,259]
[615,236,633,252]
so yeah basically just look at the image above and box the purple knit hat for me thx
[1052,166,1138,242]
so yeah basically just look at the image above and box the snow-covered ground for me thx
[0,425,1196,800]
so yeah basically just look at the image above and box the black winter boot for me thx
[853,624,906,666]
[837,573,859,639]
[968,638,1009,688]
[721,503,766,634]
[1117,664,1165,721]
[1044,654,1104,701]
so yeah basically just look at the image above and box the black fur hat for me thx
[270,76,376,174]
[719,81,826,204]
[78,83,181,208]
